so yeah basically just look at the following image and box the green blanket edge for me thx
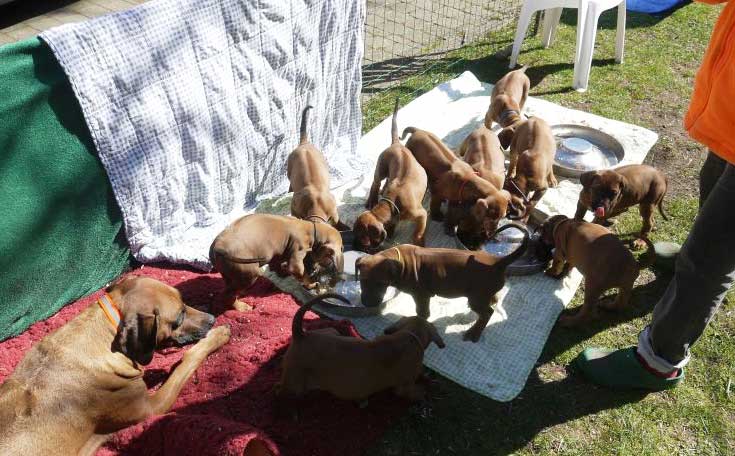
[0,37,131,341]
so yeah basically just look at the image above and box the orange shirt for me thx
[685,0,735,163]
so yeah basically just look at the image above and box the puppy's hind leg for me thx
[633,203,655,250]
[600,272,636,312]
[464,295,495,342]
[558,282,601,327]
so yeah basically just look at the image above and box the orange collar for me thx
[98,293,121,329]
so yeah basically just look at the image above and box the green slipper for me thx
[572,347,684,391]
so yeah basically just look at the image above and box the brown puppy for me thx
[485,66,530,149]
[574,164,669,249]
[276,293,445,401]
[357,223,529,342]
[287,105,340,226]
[539,215,655,327]
[402,126,511,240]
[457,125,506,191]
[210,214,344,309]
[353,99,428,251]
[0,276,230,456]
[504,117,557,223]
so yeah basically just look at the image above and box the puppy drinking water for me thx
[353,99,428,251]
[504,117,558,223]
[0,276,230,455]
[402,126,511,241]
[574,164,669,249]
[210,214,344,310]
[287,105,340,227]
[276,293,445,401]
[539,215,655,327]
[356,223,529,342]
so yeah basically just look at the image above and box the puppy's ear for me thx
[498,127,514,149]
[427,323,446,349]
[579,171,600,188]
[384,317,407,335]
[113,311,159,366]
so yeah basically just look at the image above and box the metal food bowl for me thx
[307,250,399,317]
[551,124,624,178]
[455,219,551,276]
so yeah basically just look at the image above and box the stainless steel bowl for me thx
[551,124,624,178]
[455,219,550,276]
[307,250,399,317]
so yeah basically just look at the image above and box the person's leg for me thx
[574,163,735,390]
[699,150,727,208]
[642,163,735,368]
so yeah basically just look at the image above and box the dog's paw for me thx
[462,330,481,343]
[631,238,647,250]
[545,268,563,279]
[233,300,253,312]
[204,325,231,349]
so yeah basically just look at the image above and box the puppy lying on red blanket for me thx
[0,276,234,456]
[277,293,445,401]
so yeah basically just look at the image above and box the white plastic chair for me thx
[509,0,626,92]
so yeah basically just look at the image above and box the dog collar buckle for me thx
[98,293,121,330]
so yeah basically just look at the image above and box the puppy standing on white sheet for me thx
[288,105,341,227]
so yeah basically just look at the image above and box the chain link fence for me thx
[361,0,536,128]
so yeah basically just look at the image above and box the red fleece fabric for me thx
[0,266,408,456]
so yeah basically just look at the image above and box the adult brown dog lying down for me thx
[485,66,530,148]
[504,117,558,223]
[353,99,428,251]
[356,223,529,342]
[210,214,344,310]
[401,126,511,241]
[574,164,669,249]
[0,276,230,456]
[287,105,341,227]
[276,293,444,401]
[539,215,655,327]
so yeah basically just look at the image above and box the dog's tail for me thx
[636,237,657,269]
[299,105,313,145]
[517,64,528,73]
[292,293,351,339]
[657,199,670,221]
[391,98,400,144]
[401,127,417,141]
[210,247,267,264]
[493,222,530,270]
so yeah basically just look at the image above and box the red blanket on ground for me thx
[0,266,407,455]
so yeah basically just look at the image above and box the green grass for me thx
[364,3,734,455]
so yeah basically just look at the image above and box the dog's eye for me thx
[173,310,185,329]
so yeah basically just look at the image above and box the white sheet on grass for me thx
[268,71,658,401]
[41,0,367,269]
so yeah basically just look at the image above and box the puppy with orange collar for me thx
[288,105,340,227]
[574,164,669,249]
[353,99,428,251]
[276,293,444,401]
[503,117,557,223]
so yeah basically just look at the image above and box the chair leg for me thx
[571,1,588,85]
[615,0,626,63]
[541,8,563,48]
[574,3,601,92]
[509,3,538,69]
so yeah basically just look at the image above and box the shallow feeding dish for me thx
[551,124,624,178]
[455,219,550,276]
[307,250,399,317]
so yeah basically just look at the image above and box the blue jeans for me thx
[638,152,735,371]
